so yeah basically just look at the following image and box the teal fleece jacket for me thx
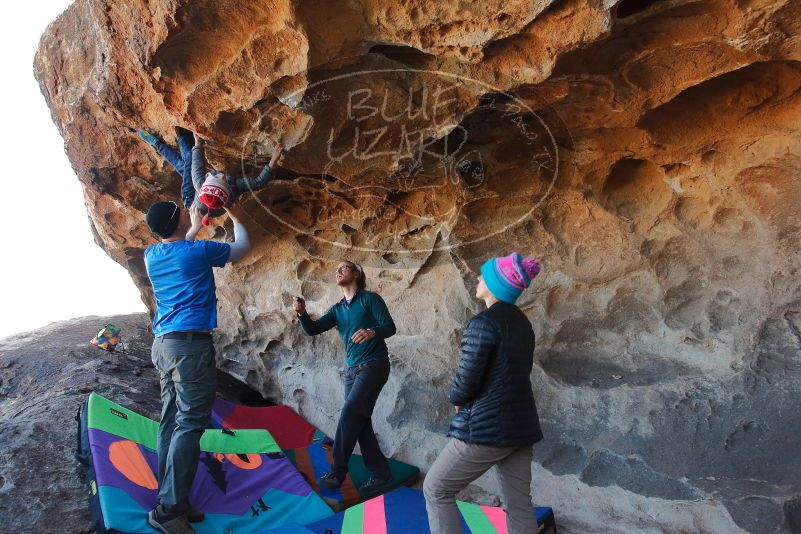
[298,290,396,367]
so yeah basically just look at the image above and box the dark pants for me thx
[151,335,217,512]
[332,358,391,479]
[153,128,196,209]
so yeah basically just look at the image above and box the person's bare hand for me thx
[454,405,461,413]
[193,132,203,145]
[185,204,202,241]
[270,141,285,166]
[189,204,202,230]
[351,328,375,344]
[292,296,306,315]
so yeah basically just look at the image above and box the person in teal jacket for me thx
[292,261,396,493]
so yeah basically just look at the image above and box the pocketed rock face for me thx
[35,1,801,532]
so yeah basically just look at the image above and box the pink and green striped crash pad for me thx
[258,487,556,534]
[77,393,333,533]
[211,398,420,511]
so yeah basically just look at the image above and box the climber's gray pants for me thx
[423,438,536,534]
[151,335,217,512]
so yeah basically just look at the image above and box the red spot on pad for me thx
[221,403,317,449]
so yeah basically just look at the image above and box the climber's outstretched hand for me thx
[269,141,285,167]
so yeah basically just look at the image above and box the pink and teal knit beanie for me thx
[480,252,542,303]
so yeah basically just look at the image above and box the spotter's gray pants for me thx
[151,335,216,512]
[423,438,536,534]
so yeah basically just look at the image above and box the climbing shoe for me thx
[138,128,160,146]
[175,126,194,138]
[316,471,345,490]
[147,505,196,534]
[359,474,391,493]
[186,505,204,523]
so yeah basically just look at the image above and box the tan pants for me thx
[423,438,536,534]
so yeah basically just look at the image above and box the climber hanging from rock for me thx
[138,127,284,226]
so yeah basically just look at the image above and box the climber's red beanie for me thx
[199,172,231,211]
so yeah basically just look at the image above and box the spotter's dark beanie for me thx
[146,201,180,239]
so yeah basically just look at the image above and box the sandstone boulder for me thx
[34,1,801,531]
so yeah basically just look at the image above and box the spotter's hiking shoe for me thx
[147,505,196,534]
[359,474,391,493]
[186,505,204,523]
[316,471,345,490]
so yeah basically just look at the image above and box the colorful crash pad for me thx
[211,398,420,511]
[77,393,333,534]
[298,487,557,534]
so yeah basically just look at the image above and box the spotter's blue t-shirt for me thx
[144,240,231,336]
